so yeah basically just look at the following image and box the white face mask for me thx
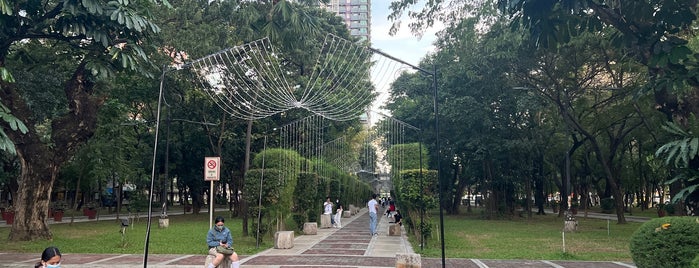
[45,264,60,268]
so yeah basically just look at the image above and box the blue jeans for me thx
[369,212,377,234]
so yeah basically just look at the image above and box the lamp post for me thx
[367,48,444,267]
[143,65,168,267]
[144,65,219,267]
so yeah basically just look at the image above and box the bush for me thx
[291,213,305,232]
[600,198,615,213]
[630,217,699,268]
[663,203,676,215]
[294,172,318,223]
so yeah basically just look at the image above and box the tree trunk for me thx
[9,152,56,240]
[3,61,101,240]
[594,149,627,223]
[450,162,465,214]
[534,176,546,215]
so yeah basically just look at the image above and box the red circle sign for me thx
[207,160,217,169]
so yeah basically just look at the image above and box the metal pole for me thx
[256,135,267,248]
[161,107,171,217]
[369,46,444,266]
[144,65,167,267]
[209,180,214,228]
[433,64,446,268]
[419,134,424,251]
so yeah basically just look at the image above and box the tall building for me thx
[319,0,371,42]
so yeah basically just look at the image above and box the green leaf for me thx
[0,103,28,141]
[0,67,15,83]
[110,8,119,20]
[0,130,16,154]
[671,184,699,203]
[669,46,692,65]
[0,0,12,15]
[689,138,699,159]
[662,121,688,136]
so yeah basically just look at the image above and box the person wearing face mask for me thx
[34,246,61,268]
[206,216,240,268]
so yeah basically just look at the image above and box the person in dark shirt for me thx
[392,210,402,226]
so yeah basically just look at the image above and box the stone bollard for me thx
[395,253,421,268]
[158,218,169,228]
[564,220,578,232]
[349,205,358,215]
[343,211,351,218]
[303,222,318,235]
[274,231,295,249]
[563,212,577,232]
[389,224,401,236]
[320,214,332,228]
[204,249,232,268]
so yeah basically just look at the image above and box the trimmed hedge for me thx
[630,216,699,268]
[294,172,319,227]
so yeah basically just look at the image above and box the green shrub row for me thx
[245,148,373,240]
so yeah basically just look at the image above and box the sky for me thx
[370,1,440,66]
[367,1,442,117]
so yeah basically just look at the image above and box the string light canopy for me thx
[188,33,389,121]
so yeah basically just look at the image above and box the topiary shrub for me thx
[294,172,318,223]
[630,217,699,268]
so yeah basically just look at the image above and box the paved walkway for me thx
[0,208,643,267]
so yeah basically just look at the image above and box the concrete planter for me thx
[53,210,64,222]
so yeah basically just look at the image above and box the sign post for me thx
[204,157,220,228]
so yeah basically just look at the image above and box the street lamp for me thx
[367,48,445,268]
[144,65,219,267]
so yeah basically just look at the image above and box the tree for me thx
[0,0,163,240]
[391,0,699,212]
[513,30,657,223]
[386,4,554,217]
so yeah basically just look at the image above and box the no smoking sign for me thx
[204,157,220,181]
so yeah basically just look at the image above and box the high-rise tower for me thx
[319,0,371,42]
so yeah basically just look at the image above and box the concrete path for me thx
[240,209,413,267]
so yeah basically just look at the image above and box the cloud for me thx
[370,1,442,66]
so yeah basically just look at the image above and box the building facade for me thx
[319,0,371,42]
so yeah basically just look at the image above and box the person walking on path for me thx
[385,201,395,217]
[206,216,240,268]
[368,194,379,236]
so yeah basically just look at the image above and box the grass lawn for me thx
[1,207,645,262]
[0,212,271,256]
[410,209,642,262]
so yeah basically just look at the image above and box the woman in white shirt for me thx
[334,204,343,228]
